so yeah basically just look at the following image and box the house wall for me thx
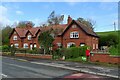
[52,36,62,50]
[62,23,99,49]
[10,31,22,48]
[10,30,41,49]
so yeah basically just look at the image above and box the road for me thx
[2,56,115,79]
[2,57,76,78]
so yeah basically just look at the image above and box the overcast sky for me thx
[0,1,119,32]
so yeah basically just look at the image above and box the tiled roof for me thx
[40,24,68,35]
[75,20,99,37]
[15,27,40,38]
[61,20,99,37]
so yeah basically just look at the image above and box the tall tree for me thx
[77,17,96,31]
[47,11,64,26]
[16,21,35,28]
[38,31,54,54]
[2,26,13,45]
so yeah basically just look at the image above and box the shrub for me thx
[2,45,10,52]
[10,46,16,56]
[61,46,89,59]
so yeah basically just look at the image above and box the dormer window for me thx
[13,36,17,40]
[70,31,79,38]
[28,35,32,40]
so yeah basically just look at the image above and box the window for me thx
[93,44,95,49]
[23,43,28,48]
[11,44,13,47]
[14,43,19,48]
[72,25,77,28]
[13,36,17,40]
[80,43,85,47]
[34,44,37,48]
[57,43,61,48]
[70,31,79,38]
[28,35,32,40]
[96,44,98,49]
[67,42,75,48]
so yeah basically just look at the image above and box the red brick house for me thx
[9,16,99,50]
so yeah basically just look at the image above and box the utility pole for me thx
[114,22,116,32]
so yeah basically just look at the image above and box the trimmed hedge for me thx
[53,46,89,59]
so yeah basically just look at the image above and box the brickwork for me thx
[90,53,120,64]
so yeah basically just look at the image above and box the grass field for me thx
[96,30,120,56]
[96,30,119,36]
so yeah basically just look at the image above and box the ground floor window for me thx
[14,43,19,48]
[67,42,75,48]
[57,43,62,48]
[96,44,98,49]
[23,43,28,48]
[80,43,85,47]
[11,44,13,47]
[93,44,95,49]
[34,44,37,48]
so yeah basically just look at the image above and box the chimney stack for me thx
[26,22,32,29]
[67,15,72,24]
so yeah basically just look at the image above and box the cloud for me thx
[0,5,11,28]
[16,10,24,15]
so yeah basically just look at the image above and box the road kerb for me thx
[30,61,119,78]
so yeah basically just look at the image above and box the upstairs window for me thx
[13,36,17,40]
[34,44,37,48]
[28,35,32,40]
[70,31,79,38]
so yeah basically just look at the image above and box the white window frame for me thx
[70,31,79,38]
[23,43,28,48]
[34,44,37,48]
[93,44,95,49]
[28,35,32,40]
[13,36,17,40]
[57,43,61,48]
[80,43,85,47]
[11,44,13,47]
[67,42,75,48]
[96,44,98,49]
[14,43,19,48]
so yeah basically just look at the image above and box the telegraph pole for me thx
[114,22,116,32]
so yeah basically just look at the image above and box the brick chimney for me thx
[67,15,72,24]
[26,22,32,29]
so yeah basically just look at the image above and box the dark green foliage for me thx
[98,31,119,47]
[2,26,13,45]
[10,46,16,56]
[38,31,54,54]
[2,45,10,52]
[53,46,89,59]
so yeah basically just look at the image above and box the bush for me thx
[109,45,119,56]
[27,48,44,54]
[2,45,10,52]
[54,46,89,59]
[10,46,16,56]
